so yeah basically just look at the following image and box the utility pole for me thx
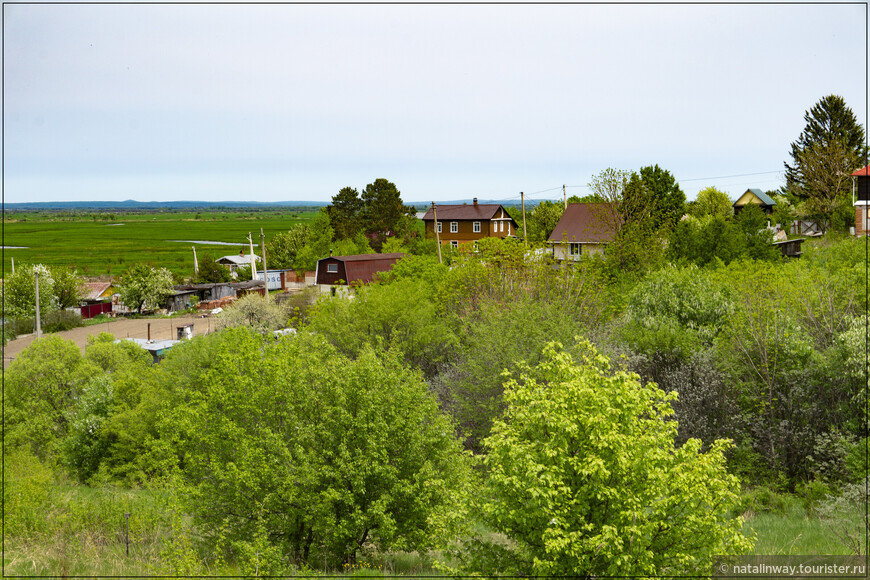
[260,228,269,296]
[34,269,42,339]
[563,184,567,210]
[432,202,443,264]
[248,233,258,280]
[10,257,14,275]
[521,192,527,241]
[192,247,199,276]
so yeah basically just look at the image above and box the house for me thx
[79,280,116,319]
[315,253,405,288]
[733,189,776,216]
[547,203,620,261]
[421,199,518,248]
[216,252,260,278]
[852,164,870,235]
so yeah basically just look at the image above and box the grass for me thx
[743,502,858,555]
[2,209,317,278]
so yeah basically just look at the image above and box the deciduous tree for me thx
[118,263,175,314]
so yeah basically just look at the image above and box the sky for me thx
[3,2,867,205]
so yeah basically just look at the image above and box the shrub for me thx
[456,341,752,576]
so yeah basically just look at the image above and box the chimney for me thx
[473,198,478,205]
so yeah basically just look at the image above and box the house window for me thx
[327,263,338,273]
[473,221,481,233]
[450,221,458,233]
[436,222,442,233]
[450,240,458,249]
[499,221,504,233]
[569,243,581,257]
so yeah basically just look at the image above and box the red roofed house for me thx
[853,164,870,235]
[421,199,518,248]
[80,281,117,319]
[315,253,405,290]
[547,203,621,261]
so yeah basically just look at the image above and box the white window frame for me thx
[436,222,442,233]
[327,263,338,273]
[450,240,458,249]
[450,221,458,233]
[569,243,581,257]
[473,221,481,233]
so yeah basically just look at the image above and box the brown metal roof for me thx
[547,203,620,244]
[421,204,509,221]
[81,281,113,301]
[324,253,405,284]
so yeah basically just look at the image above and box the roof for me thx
[320,253,405,284]
[735,188,776,207]
[217,254,260,266]
[81,281,113,301]
[546,203,620,244]
[421,203,513,221]
[852,164,870,177]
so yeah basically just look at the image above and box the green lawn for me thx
[2,210,317,277]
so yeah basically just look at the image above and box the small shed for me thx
[772,238,805,258]
[315,253,405,287]
[733,189,776,216]
[216,252,260,277]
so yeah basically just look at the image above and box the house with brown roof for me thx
[547,203,620,261]
[421,199,518,248]
[315,253,405,290]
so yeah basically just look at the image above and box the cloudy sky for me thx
[3,3,867,205]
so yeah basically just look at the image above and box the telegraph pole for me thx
[563,184,567,210]
[432,202,443,264]
[248,233,258,280]
[34,270,42,339]
[260,228,269,296]
[521,192,527,241]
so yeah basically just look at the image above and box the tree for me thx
[266,225,310,269]
[118,263,175,314]
[626,164,687,229]
[166,329,471,570]
[457,341,751,576]
[360,178,413,247]
[688,186,733,220]
[525,200,565,242]
[326,186,364,240]
[785,95,868,229]
[215,293,289,334]
[2,263,59,319]
[193,253,231,283]
[51,266,85,309]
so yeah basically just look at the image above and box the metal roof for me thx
[546,203,620,244]
[319,253,405,284]
[852,164,870,177]
[421,204,512,221]
[739,189,777,207]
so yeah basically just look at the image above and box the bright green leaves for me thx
[463,341,751,576]
[164,328,471,570]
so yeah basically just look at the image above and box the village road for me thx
[3,315,215,368]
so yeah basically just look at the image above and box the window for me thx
[499,221,504,233]
[436,222,442,233]
[450,240,458,248]
[327,263,338,273]
[569,243,581,257]
[473,221,481,233]
[450,221,458,233]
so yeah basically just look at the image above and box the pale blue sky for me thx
[3,3,867,205]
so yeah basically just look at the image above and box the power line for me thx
[676,170,781,183]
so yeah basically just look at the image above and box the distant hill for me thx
[3,198,533,212]
[2,200,330,211]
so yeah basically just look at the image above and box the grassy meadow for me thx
[2,210,318,278]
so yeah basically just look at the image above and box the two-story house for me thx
[421,199,519,248]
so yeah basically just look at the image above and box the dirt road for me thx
[3,315,216,367]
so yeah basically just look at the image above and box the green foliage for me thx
[689,186,733,220]
[736,204,781,261]
[525,200,564,242]
[193,253,231,283]
[628,164,687,229]
[5,335,90,462]
[360,178,414,248]
[621,264,735,358]
[118,263,175,314]
[816,478,869,555]
[3,445,54,537]
[266,224,310,269]
[215,293,289,334]
[326,186,365,240]
[458,342,751,576]
[3,263,60,318]
[167,329,472,570]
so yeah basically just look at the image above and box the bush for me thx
[455,341,752,576]
[42,309,83,333]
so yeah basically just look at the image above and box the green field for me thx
[2,210,318,278]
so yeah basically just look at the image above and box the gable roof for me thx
[216,254,260,266]
[852,164,870,177]
[81,281,114,301]
[322,253,405,284]
[547,203,620,244]
[735,188,776,207]
[421,203,513,221]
